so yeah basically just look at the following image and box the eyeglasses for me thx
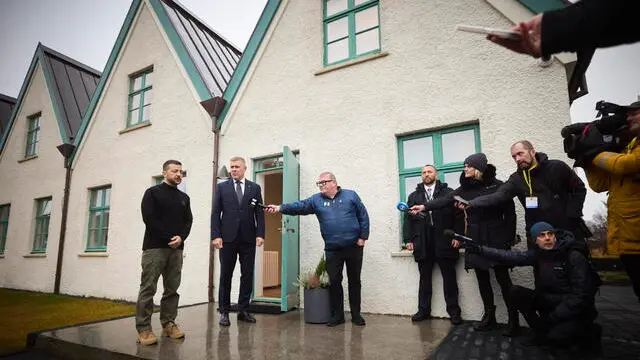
[316,180,333,187]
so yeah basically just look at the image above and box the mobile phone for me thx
[456,24,521,40]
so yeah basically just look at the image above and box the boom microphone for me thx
[250,198,266,208]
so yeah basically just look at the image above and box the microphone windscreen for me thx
[397,202,409,211]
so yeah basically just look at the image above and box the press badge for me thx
[525,196,538,209]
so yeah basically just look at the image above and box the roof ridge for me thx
[38,43,103,77]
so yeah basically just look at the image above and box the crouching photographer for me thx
[566,100,640,303]
[453,223,601,355]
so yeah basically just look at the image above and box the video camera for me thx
[561,100,636,167]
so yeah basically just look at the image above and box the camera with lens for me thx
[561,100,636,167]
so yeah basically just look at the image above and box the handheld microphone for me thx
[443,230,473,243]
[396,202,426,219]
[251,198,266,208]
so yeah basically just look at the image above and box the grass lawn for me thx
[0,288,135,355]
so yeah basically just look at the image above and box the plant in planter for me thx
[295,256,331,324]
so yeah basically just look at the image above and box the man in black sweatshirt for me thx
[135,160,193,346]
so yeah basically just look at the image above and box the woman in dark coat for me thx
[410,153,518,335]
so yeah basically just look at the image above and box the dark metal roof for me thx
[39,44,101,141]
[0,94,17,137]
[160,0,242,97]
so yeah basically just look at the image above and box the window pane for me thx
[144,72,152,87]
[442,129,476,164]
[101,227,108,247]
[443,171,462,190]
[130,109,140,125]
[355,28,379,55]
[355,5,378,32]
[103,210,110,230]
[354,0,373,5]
[327,38,349,64]
[403,176,422,200]
[326,0,348,17]
[402,137,434,169]
[131,94,141,110]
[132,76,143,91]
[142,105,151,122]
[87,229,98,248]
[104,188,111,206]
[327,17,348,42]
[143,90,152,106]
[42,200,52,216]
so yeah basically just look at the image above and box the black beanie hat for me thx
[464,153,488,173]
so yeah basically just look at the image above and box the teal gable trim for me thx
[148,0,210,101]
[0,54,39,157]
[37,47,70,144]
[517,0,567,14]
[0,44,71,156]
[70,0,143,164]
[216,0,282,128]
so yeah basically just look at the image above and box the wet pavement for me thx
[10,285,639,360]
[26,304,451,360]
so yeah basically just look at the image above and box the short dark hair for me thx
[163,160,182,171]
[423,164,437,171]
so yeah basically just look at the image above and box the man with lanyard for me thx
[466,141,588,247]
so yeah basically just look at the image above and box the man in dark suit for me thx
[211,156,265,327]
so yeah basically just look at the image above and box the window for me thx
[86,187,111,252]
[127,68,153,127]
[32,197,52,253]
[397,125,481,203]
[25,114,41,157]
[323,0,380,66]
[0,204,10,255]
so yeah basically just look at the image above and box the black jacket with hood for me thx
[480,230,598,322]
[423,164,517,270]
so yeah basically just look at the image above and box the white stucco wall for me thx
[62,2,213,305]
[217,0,571,321]
[0,64,66,292]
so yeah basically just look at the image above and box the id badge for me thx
[525,196,538,209]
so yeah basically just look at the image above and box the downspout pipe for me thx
[200,96,227,303]
[54,142,75,294]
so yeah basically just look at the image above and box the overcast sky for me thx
[1,0,638,220]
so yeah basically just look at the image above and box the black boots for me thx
[474,305,497,331]
[502,307,520,337]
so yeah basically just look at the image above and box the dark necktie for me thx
[426,188,432,202]
[235,180,243,205]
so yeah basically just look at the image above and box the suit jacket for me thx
[211,179,265,242]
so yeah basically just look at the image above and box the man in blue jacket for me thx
[266,171,369,327]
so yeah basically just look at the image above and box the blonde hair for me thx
[319,171,336,181]
[230,156,246,164]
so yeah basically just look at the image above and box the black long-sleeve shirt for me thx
[141,182,193,250]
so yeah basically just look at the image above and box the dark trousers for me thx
[475,266,513,309]
[510,285,595,345]
[325,245,363,319]
[218,237,256,313]
[417,257,461,317]
[620,254,640,301]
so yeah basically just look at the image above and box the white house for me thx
[1,0,585,323]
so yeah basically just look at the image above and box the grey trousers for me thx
[135,248,183,332]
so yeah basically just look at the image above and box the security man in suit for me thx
[211,156,265,326]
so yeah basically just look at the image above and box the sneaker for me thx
[136,329,158,346]
[162,322,185,339]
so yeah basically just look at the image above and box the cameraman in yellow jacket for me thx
[585,101,640,303]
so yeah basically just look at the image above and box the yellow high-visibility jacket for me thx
[585,138,640,255]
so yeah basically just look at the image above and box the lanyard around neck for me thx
[522,162,538,196]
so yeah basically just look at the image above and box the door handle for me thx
[285,228,295,233]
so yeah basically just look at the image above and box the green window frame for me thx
[0,204,10,255]
[397,125,481,245]
[32,197,52,254]
[25,113,41,157]
[86,186,111,252]
[127,68,153,128]
[323,0,381,66]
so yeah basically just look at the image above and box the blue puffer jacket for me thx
[280,188,369,250]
